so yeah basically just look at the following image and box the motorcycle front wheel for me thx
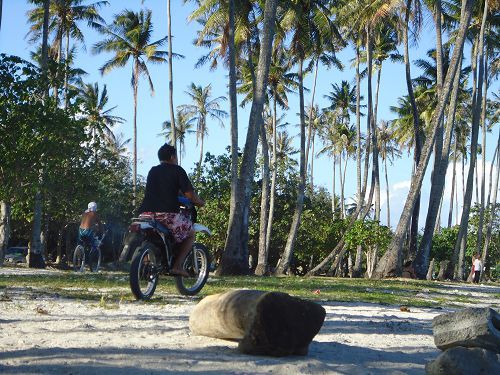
[130,243,160,300]
[175,243,210,296]
[73,245,85,272]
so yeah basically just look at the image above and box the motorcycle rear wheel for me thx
[130,243,159,300]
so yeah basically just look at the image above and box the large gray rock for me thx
[189,289,326,356]
[426,347,500,375]
[432,307,500,352]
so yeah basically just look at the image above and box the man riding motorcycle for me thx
[138,144,204,277]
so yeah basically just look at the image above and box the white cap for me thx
[87,202,97,212]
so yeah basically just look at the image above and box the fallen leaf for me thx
[399,306,410,312]
[312,289,321,295]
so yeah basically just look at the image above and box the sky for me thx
[1,0,498,230]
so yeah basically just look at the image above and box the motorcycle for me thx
[127,198,211,299]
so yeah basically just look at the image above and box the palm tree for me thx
[78,82,124,158]
[27,0,108,107]
[374,0,474,278]
[377,120,401,228]
[160,109,195,165]
[93,9,168,205]
[414,45,471,278]
[453,0,494,280]
[275,0,342,276]
[324,80,357,128]
[167,0,176,147]
[220,0,278,275]
[178,83,227,174]
[304,104,327,190]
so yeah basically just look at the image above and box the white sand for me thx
[0,268,498,375]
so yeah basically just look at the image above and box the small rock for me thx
[432,307,500,353]
[426,347,500,375]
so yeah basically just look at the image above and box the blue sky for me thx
[1,0,498,229]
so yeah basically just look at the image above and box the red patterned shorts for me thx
[139,212,193,243]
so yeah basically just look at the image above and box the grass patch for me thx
[0,270,498,309]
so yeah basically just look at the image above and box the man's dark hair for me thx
[158,144,176,161]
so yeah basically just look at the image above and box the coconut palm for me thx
[160,109,196,166]
[27,0,108,107]
[219,0,278,275]
[304,104,327,190]
[414,45,471,278]
[78,82,124,154]
[92,9,168,204]
[374,0,475,278]
[274,0,342,276]
[324,80,357,127]
[178,83,227,174]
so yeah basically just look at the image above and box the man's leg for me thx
[171,230,195,276]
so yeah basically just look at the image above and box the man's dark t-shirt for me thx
[139,163,193,213]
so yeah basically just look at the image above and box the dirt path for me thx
[1,268,498,374]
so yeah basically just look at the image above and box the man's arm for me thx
[185,190,205,207]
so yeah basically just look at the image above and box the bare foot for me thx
[170,268,189,277]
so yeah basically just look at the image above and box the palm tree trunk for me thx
[401,0,422,260]
[220,0,277,275]
[339,152,344,218]
[167,0,176,146]
[452,0,488,281]
[414,55,463,278]
[255,122,270,276]
[448,140,458,228]
[374,64,382,129]
[332,157,336,215]
[276,57,307,275]
[0,201,11,267]
[310,131,316,191]
[475,158,479,204]
[0,0,3,32]
[355,43,363,208]
[305,59,319,181]
[385,157,390,227]
[342,153,348,216]
[372,0,473,279]
[265,97,278,261]
[198,128,205,174]
[29,0,50,269]
[414,0,445,273]
[132,60,139,206]
[476,48,489,259]
[481,131,500,281]
[461,155,465,203]
[227,0,239,259]
[366,25,380,222]
[64,29,70,109]
[374,65,382,221]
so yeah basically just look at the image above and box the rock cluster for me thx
[426,307,500,375]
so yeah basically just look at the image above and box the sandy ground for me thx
[1,268,499,375]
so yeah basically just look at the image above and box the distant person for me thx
[78,202,101,250]
[468,254,476,283]
[473,254,482,284]
[138,144,204,277]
